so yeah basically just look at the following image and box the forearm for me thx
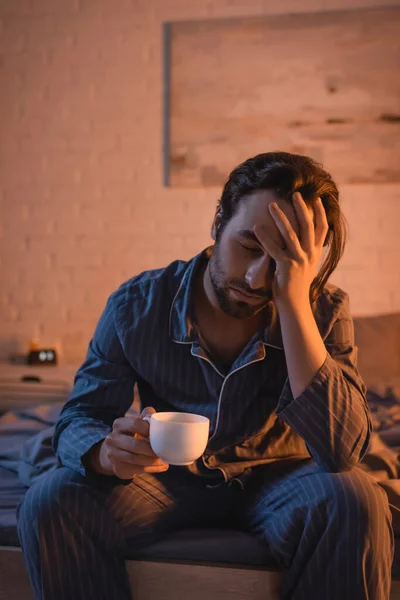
[277,300,327,399]
[276,299,371,471]
[277,351,371,471]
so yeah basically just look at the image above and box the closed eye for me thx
[240,243,262,254]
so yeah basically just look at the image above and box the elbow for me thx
[321,456,360,473]
[315,441,370,473]
[309,433,371,473]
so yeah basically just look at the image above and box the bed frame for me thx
[1,544,400,600]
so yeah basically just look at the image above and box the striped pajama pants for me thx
[16,459,394,600]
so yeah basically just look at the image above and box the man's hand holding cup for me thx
[98,406,169,479]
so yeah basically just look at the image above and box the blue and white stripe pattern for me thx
[17,246,394,600]
[52,246,371,485]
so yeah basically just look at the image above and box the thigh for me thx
[240,459,390,523]
[103,465,238,555]
[236,459,391,564]
[237,459,316,525]
[18,464,238,558]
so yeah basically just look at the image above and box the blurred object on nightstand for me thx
[26,338,58,365]
[27,348,58,366]
[8,338,58,366]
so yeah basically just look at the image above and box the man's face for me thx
[208,189,303,319]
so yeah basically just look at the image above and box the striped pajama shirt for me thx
[17,246,394,599]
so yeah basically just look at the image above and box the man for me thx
[17,152,393,599]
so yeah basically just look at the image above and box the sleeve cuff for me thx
[53,422,112,478]
[276,351,332,416]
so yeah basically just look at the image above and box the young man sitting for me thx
[17,152,393,600]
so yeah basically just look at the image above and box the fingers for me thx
[314,197,329,248]
[291,192,329,251]
[268,202,303,259]
[113,415,150,438]
[106,445,168,468]
[253,225,286,262]
[291,192,315,254]
[141,406,156,420]
[103,429,169,480]
[106,431,157,458]
[113,462,170,479]
[106,409,168,480]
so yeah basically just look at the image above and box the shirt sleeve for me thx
[276,293,371,472]
[52,291,137,477]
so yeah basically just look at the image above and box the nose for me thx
[244,255,272,292]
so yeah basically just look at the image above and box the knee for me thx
[17,466,87,527]
[316,468,391,533]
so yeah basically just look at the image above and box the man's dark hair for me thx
[216,151,347,303]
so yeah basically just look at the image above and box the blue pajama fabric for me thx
[16,246,394,598]
[17,465,239,600]
[51,246,371,484]
[17,459,393,599]
[239,461,394,599]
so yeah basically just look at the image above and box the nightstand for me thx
[0,363,79,413]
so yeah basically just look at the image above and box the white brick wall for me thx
[1,0,399,364]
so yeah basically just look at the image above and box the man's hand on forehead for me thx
[251,191,329,308]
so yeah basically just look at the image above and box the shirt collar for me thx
[168,246,284,350]
[168,247,211,344]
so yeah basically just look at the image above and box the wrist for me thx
[82,440,114,476]
[275,295,311,315]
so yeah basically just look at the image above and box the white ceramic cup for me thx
[145,412,210,466]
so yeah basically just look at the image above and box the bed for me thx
[1,311,400,599]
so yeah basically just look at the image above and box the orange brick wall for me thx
[1,0,399,364]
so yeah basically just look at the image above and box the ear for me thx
[211,210,223,241]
